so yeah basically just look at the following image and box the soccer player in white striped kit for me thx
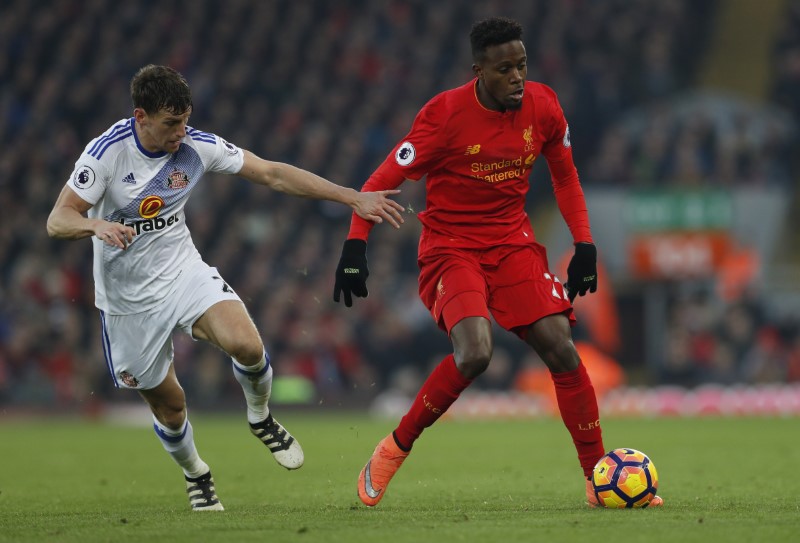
[47,64,405,511]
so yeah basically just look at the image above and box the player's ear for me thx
[472,64,482,79]
[133,108,147,125]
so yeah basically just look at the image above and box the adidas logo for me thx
[121,172,136,184]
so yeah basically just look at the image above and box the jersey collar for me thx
[471,79,528,127]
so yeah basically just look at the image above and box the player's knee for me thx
[156,403,187,430]
[545,338,580,374]
[455,346,492,379]
[228,337,265,367]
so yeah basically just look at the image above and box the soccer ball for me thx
[591,448,659,508]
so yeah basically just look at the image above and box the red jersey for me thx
[349,79,592,257]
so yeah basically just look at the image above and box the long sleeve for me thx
[347,165,407,240]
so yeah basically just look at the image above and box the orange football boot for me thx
[357,434,409,507]
[585,478,600,508]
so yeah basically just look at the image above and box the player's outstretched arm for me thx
[238,151,405,227]
[47,185,135,250]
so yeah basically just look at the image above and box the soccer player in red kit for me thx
[333,17,662,508]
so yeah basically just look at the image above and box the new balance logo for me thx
[465,144,481,155]
[121,172,136,184]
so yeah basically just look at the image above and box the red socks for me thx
[394,354,472,450]
[550,363,606,478]
[392,355,603,479]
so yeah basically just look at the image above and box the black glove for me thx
[333,239,369,307]
[565,242,597,303]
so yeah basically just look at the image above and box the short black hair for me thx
[470,17,523,62]
[130,64,193,115]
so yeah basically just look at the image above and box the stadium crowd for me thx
[1,0,798,410]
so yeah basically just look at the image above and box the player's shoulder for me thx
[525,81,564,120]
[439,80,476,107]
[184,125,218,146]
[419,80,474,120]
[525,80,559,102]
[183,126,242,160]
[82,118,135,163]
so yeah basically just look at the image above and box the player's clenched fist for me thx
[333,239,369,307]
[565,242,597,302]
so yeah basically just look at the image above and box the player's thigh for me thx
[192,299,263,361]
[524,313,580,372]
[450,314,494,368]
[487,244,574,334]
[418,250,490,333]
[525,312,573,352]
[172,263,262,361]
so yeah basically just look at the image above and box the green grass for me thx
[1,413,798,542]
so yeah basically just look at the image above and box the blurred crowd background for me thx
[1,0,799,414]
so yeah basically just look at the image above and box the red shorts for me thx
[418,243,575,336]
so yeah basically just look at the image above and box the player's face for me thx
[473,40,527,112]
[134,107,191,154]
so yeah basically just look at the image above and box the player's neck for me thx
[474,80,506,113]
[133,120,162,153]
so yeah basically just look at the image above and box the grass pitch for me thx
[1,412,798,542]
